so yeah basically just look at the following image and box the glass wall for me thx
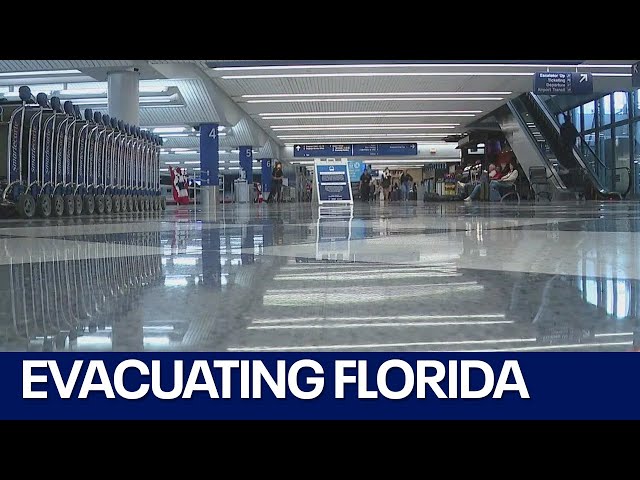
[560,90,639,196]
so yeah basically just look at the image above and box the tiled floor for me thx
[1,200,639,352]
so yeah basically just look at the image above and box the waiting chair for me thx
[529,166,553,202]
[499,183,521,205]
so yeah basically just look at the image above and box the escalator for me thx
[495,92,630,200]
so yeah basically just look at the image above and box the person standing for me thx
[271,162,284,203]
[381,174,391,203]
[359,168,372,202]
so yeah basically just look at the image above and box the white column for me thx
[107,70,140,126]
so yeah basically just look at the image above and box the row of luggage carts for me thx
[0,232,164,351]
[0,86,166,218]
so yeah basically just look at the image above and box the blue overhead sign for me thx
[533,72,593,95]
[633,62,640,88]
[294,143,418,158]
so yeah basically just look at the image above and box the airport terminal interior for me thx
[1,60,640,352]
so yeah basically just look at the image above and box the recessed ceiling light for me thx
[0,69,82,77]
[278,133,455,139]
[270,123,460,130]
[214,63,632,71]
[184,161,200,164]
[246,97,504,103]
[242,91,512,98]
[272,126,457,132]
[260,110,481,116]
[259,114,477,120]
[154,126,189,133]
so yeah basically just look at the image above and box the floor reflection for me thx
[0,202,639,351]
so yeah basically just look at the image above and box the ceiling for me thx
[1,60,636,173]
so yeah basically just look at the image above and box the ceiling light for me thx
[231,149,240,154]
[278,133,455,139]
[139,86,169,93]
[160,133,189,137]
[174,150,198,155]
[271,124,459,130]
[164,161,181,165]
[59,88,106,96]
[261,110,482,116]
[246,97,504,103]
[0,69,82,77]
[193,167,201,170]
[259,114,477,120]
[592,73,632,77]
[159,168,169,172]
[214,63,632,71]
[243,91,512,98]
[224,72,536,79]
[184,161,200,164]
[154,127,189,133]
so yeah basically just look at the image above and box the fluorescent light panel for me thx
[261,114,477,120]
[278,133,455,139]
[215,63,632,71]
[260,110,481,116]
[0,69,82,77]
[243,91,512,98]
[247,97,504,103]
[271,125,459,131]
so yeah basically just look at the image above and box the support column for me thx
[107,70,140,126]
[200,123,219,207]
[239,146,253,181]
[261,158,272,198]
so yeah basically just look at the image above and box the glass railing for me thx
[534,94,630,197]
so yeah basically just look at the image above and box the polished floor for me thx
[1,199,640,352]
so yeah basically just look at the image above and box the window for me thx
[570,106,581,130]
[614,124,631,191]
[598,128,614,186]
[613,92,629,123]
[583,101,596,131]
[635,89,640,118]
[598,95,612,126]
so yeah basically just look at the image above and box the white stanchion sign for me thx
[313,159,353,206]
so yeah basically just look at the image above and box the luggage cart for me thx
[50,97,74,217]
[24,92,58,217]
[60,101,82,216]
[1,86,39,218]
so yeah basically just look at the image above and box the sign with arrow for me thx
[533,72,593,95]
[632,62,640,88]
[294,143,418,158]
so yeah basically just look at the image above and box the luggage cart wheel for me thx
[113,196,121,213]
[139,196,146,212]
[104,195,113,214]
[127,196,134,212]
[83,195,95,215]
[36,194,52,218]
[160,196,166,211]
[132,195,139,212]
[52,194,64,217]
[95,195,105,215]
[63,195,75,216]
[153,197,159,211]
[145,197,151,211]
[73,195,83,215]
[17,193,36,219]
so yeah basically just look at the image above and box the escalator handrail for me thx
[506,98,568,190]
[534,93,610,171]
[539,94,633,198]
[526,93,626,197]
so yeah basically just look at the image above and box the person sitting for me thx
[489,160,519,202]
[462,164,501,202]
